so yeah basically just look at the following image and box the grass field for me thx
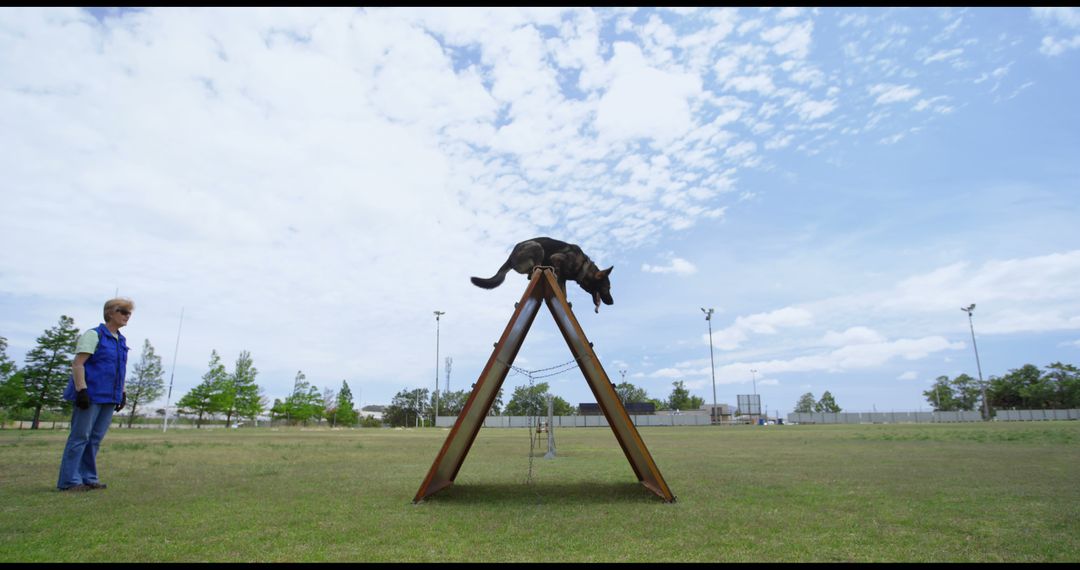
[1,421,1077,562]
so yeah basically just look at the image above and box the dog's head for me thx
[580,266,614,312]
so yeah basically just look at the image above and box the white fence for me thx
[995,409,1080,421]
[786,411,984,424]
[787,409,1080,424]
[435,414,713,428]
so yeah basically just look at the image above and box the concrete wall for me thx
[435,414,713,428]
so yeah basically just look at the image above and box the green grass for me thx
[1,422,1078,561]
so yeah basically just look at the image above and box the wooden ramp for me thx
[413,267,676,503]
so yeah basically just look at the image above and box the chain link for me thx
[495,357,581,487]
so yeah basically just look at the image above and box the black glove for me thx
[115,391,126,412]
[75,389,90,410]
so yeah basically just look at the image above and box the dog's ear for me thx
[598,266,613,278]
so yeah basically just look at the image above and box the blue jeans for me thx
[57,403,115,489]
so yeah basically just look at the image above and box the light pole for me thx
[701,308,717,424]
[434,310,445,426]
[750,369,758,422]
[618,369,628,405]
[162,307,184,433]
[961,304,990,420]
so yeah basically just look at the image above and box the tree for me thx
[666,380,704,411]
[615,381,650,405]
[923,376,959,411]
[320,386,337,426]
[435,389,470,417]
[213,350,262,427]
[793,392,816,413]
[1043,362,1080,408]
[988,363,1057,411]
[125,339,165,427]
[178,350,227,428]
[0,337,28,416]
[230,351,263,425]
[0,336,16,384]
[814,391,841,413]
[22,316,80,429]
[331,380,358,427]
[950,373,982,412]
[383,388,429,427]
[280,371,321,425]
[504,382,571,416]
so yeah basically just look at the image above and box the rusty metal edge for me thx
[412,271,546,503]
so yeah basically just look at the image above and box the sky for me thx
[2,7,1079,417]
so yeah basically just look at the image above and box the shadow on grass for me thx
[419,481,668,505]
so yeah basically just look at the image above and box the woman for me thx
[56,297,133,492]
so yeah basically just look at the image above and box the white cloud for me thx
[914,95,954,114]
[1039,35,1080,56]
[897,371,918,381]
[725,73,777,96]
[869,83,922,105]
[714,336,964,381]
[821,326,886,347]
[710,307,814,350]
[1032,7,1080,29]
[641,257,698,276]
[1032,8,1080,55]
[595,42,702,143]
[760,20,814,59]
[923,48,963,64]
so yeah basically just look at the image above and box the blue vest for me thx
[64,323,129,404]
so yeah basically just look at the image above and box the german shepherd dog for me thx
[471,237,614,313]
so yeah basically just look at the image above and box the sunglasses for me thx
[116,308,132,316]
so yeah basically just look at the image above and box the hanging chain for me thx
[497,357,581,486]
[526,370,536,485]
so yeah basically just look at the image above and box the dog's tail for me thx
[470,258,513,289]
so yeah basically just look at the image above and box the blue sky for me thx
[2,7,1079,416]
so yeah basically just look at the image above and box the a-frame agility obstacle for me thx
[413,267,676,503]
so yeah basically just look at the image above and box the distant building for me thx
[360,405,385,421]
[578,402,656,415]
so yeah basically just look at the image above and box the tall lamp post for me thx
[961,304,990,420]
[701,308,717,425]
[750,368,758,422]
[434,310,445,426]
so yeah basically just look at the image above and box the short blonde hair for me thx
[103,297,135,323]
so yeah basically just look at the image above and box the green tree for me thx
[0,336,16,384]
[989,363,1054,410]
[229,350,263,425]
[434,389,470,417]
[793,392,816,413]
[922,376,962,411]
[666,380,704,411]
[504,382,571,416]
[23,316,80,429]
[0,337,28,416]
[332,380,358,427]
[320,386,337,426]
[950,373,982,411]
[125,339,165,427]
[1043,362,1080,408]
[178,350,227,428]
[814,391,841,413]
[615,381,650,405]
[384,387,429,427]
[281,370,319,425]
